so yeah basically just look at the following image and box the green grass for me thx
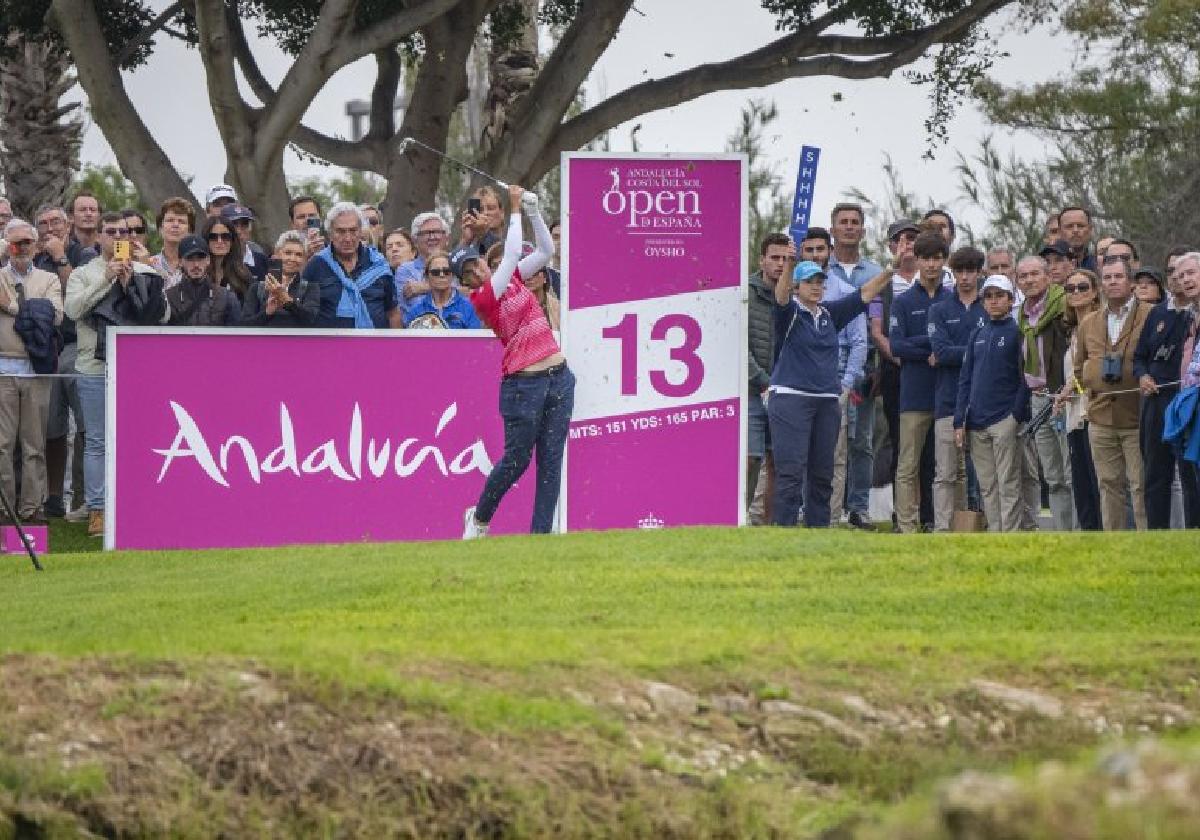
[5,528,1199,705]
[2,528,1199,837]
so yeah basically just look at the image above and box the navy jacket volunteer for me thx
[768,259,889,528]
[1133,296,1199,528]
[954,303,1029,432]
[890,281,952,413]
[928,295,988,420]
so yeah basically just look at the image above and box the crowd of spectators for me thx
[747,205,1200,532]
[0,183,562,537]
[0,181,1196,540]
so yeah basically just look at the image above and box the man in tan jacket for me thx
[0,219,64,521]
[1073,256,1150,530]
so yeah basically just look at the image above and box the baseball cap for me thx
[886,219,920,241]
[179,234,209,258]
[980,275,1015,296]
[793,260,827,283]
[449,246,481,280]
[1134,266,1164,285]
[205,184,238,206]
[1038,239,1072,259]
[219,203,255,223]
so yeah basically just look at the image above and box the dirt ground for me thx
[1,655,1196,838]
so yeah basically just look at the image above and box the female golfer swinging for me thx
[455,184,572,537]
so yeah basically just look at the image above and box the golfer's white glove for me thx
[521,191,540,211]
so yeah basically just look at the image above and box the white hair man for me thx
[0,218,64,522]
[301,201,402,329]
[395,211,451,300]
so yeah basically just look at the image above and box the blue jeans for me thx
[476,365,575,533]
[76,374,106,511]
[846,396,873,514]
[768,392,840,527]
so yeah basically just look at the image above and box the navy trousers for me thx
[768,392,840,527]
[476,365,575,533]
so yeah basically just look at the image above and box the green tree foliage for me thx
[71,163,161,249]
[973,0,1200,264]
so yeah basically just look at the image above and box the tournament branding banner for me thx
[561,153,747,531]
[106,330,536,550]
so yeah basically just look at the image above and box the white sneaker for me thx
[462,507,488,540]
[65,507,89,523]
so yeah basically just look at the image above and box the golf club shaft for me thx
[399,137,510,189]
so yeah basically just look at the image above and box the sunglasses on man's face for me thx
[207,231,234,242]
[126,225,146,234]
[1063,283,1093,294]
[102,228,130,237]
[427,268,452,277]
[1102,253,1131,265]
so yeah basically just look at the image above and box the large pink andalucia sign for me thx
[107,330,536,549]
[561,153,747,531]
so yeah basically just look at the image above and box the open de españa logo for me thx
[601,165,703,231]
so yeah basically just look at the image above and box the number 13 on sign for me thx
[600,312,704,398]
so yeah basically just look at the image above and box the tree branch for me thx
[367,48,402,141]
[326,0,464,68]
[193,0,255,153]
[226,2,382,170]
[526,0,1014,181]
[510,0,635,144]
[116,0,189,66]
[47,0,195,209]
[251,0,358,171]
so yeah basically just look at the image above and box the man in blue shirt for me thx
[826,203,883,529]
[304,202,402,329]
[395,211,451,303]
[767,253,890,528]
[889,231,952,533]
[928,246,988,530]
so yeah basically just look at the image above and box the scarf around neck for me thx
[1018,283,1066,375]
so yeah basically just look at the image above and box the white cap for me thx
[205,184,238,206]
[981,274,1015,296]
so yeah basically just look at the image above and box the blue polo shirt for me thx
[305,244,399,328]
[404,289,481,329]
[928,294,988,419]
[889,281,951,413]
[827,253,882,290]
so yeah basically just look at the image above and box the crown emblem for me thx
[638,512,664,530]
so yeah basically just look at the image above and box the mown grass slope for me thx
[2,528,1198,837]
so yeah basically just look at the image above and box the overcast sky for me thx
[78,1,1070,235]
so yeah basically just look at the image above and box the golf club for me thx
[397,136,512,191]
[0,482,42,571]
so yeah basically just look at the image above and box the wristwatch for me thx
[54,257,70,268]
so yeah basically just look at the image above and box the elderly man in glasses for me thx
[0,218,64,523]
[395,211,451,301]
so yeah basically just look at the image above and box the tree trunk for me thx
[48,0,196,212]
[479,0,538,160]
[0,34,82,221]
[382,10,478,228]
